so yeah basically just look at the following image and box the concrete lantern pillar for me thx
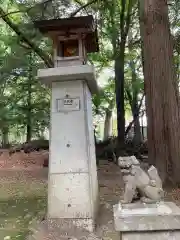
[35,15,99,232]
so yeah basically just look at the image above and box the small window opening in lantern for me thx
[58,39,79,58]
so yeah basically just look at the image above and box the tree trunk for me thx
[125,94,145,137]
[94,130,97,145]
[128,53,142,145]
[132,104,142,145]
[26,53,33,142]
[141,111,145,140]
[26,119,32,142]
[115,0,126,146]
[104,109,113,140]
[139,0,180,184]
[1,127,9,148]
[115,51,125,146]
[110,0,132,152]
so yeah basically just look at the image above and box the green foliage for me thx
[0,0,179,144]
[92,78,115,117]
[0,20,50,143]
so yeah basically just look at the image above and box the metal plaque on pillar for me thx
[56,97,80,112]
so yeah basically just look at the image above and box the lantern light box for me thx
[34,15,99,67]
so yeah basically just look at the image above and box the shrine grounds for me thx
[0,150,178,240]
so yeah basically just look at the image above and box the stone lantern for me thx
[34,15,98,67]
[34,15,99,232]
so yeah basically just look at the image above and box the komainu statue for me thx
[118,156,164,204]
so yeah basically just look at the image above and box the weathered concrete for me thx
[118,157,164,204]
[118,156,140,168]
[38,65,98,94]
[113,202,180,239]
[37,65,99,232]
[121,232,180,240]
[118,156,140,183]
[27,161,122,240]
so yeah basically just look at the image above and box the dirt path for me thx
[0,150,48,169]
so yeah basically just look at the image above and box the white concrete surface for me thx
[113,202,180,239]
[121,232,180,240]
[38,65,99,232]
[38,65,98,94]
[48,173,92,218]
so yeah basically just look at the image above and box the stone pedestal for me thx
[38,65,99,232]
[113,202,180,239]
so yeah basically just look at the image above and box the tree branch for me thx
[0,7,53,67]
[125,93,145,137]
[126,88,133,107]
[70,0,98,17]
[120,0,126,39]
[0,10,23,18]
[0,0,52,19]
[124,0,133,39]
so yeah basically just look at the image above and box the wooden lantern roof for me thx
[34,15,99,53]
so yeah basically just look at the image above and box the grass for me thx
[0,175,47,240]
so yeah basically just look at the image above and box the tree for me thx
[102,79,115,140]
[0,0,139,147]
[0,22,50,144]
[92,79,115,140]
[102,0,136,146]
[125,68,144,144]
[139,0,180,184]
